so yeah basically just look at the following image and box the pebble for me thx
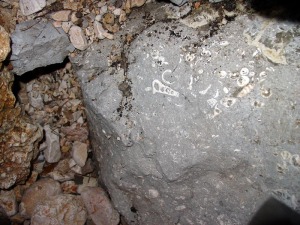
[51,10,72,22]
[44,125,61,163]
[62,21,73,33]
[28,90,44,109]
[19,178,62,218]
[72,141,88,167]
[19,0,46,16]
[94,21,107,39]
[69,25,88,50]
[81,187,120,225]
[48,159,75,182]
[102,13,115,25]
[31,194,87,225]
[0,190,17,216]
[0,25,10,62]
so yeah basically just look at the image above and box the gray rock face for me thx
[71,5,300,225]
[11,20,74,75]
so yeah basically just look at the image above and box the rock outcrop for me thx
[0,68,43,189]
[71,4,300,225]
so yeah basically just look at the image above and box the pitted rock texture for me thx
[71,5,300,225]
[0,68,43,189]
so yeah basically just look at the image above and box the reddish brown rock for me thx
[0,68,43,189]
[31,194,87,225]
[19,178,62,218]
[81,187,119,225]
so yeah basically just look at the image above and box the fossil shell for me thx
[237,83,255,98]
[240,67,249,76]
[220,97,236,108]
[237,75,250,87]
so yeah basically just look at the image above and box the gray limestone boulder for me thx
[11,20,74,75]
[71,5,300,225]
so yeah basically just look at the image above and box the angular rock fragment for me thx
[11,20,74,75]
[19,0,46,16]
[44,125,61,163]
[51,10,71,22]
[81,187,119,225]
[31,194,87,225]
[71,141,88,167]
[19,178,62,218]
[0,68,43,189]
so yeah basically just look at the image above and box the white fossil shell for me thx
[240,67,249,76]
[237,75,250,87]
[185,53,195,62]
[218,70,227,79]
[219,41,229,46]
[237,83,255,98]
[152,79,179,97]
[260,87,272,98]
[207,98,218,108]
[229,72,239,80]
[220,97,237,108]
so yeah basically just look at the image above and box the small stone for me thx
[72,141,88,167]
[104,23,119,33]
[28,90,44,109]
[51,10,71,22]
[100,5,108,14]
[0,25,10,62]
[19,0,46,16]
[44,125,61,163]
[19,178,62,218]
[81,187,120,225]
[103,32,114,40]
[77,176,98,194]
[69,26,88,50]
[62,21,73,33]
[0,190,17,216]
[94,21,106,39]
[119,10,127,23]
[113,8,122,16]
[31,194,87,225]
[95,14,102,22]
[130,0,146,8]
[48,159,75,182]
[102,13,115,25]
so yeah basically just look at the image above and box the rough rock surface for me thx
[71,4,300,225]
[0,25,10,62]
[11,20,74,75]
[0,68,43,189]
[81,187,119,225]
[31,194,87,225]
[19,178,62,218]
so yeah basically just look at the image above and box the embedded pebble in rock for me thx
[44,125,61,163]
[81,187,120,225]
[51,10,72,22]
[0,25,10,62]
[61,181,78,194]
[19,0,46,16]
[0,190,17,216]
[19,178,62,218]
[72,141,88,167]
[31,194,87,225]
[69,26,88,50]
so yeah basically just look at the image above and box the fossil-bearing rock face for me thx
[0,68,43,189]
[71,4,300,225]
